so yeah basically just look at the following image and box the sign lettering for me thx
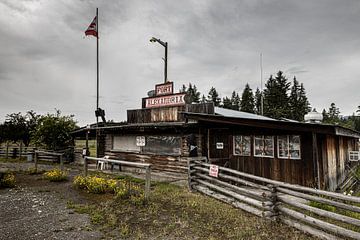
[216,142,224,149]
[145,93,186,108]
[155,82,173,96]
[209,164,219,178]
[136,136,146,146]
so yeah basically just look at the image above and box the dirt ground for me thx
[0,162,103,240]
[0,161,316,240]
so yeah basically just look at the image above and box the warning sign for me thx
[209,164,219,178]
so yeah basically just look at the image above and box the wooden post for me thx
[59,154,64,171]
[187,158,194,191]
[34,151,38,173]
[84,156,88,176]
[145,166,151,201]
[266,184,278,220]
[312,132,321,189]
[5,142,9,160]
[19,142,23,160]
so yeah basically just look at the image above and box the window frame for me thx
[253,135,274,158]
[111,134,182,156]
[277,135,301,160]
[233,135,251,156]
[112,135,140,153]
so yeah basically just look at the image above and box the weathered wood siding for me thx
[212,127,317,187]
[320,135,356,191]
[127,103,214,124]
[326,135,337,191]
[103,133,202,174]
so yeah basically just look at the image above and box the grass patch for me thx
[309,201,360,233]
[0,157,27,163]
[71,177,313,239]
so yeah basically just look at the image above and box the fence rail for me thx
[0,147,36,159]
[84,156,152,201]
[34,150,64,172]
[188,159,360,240]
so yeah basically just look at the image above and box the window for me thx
[142,136,181,155]
[113,136,140,152]
[254,136,274,158]
[233,135,251,156]
[278,135,301,159]
[112,135,182,156]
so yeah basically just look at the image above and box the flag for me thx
[85,16,98,38]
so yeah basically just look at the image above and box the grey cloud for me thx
[1,0,360,125]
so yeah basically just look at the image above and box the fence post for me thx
[84,157,88,176]
[34,151,38,173]
[187,158,195,191]
[59,154,64,171]
[19,142,22,160]
[5,142,9,160]
[266,184,279,221]
[145,166,151,201]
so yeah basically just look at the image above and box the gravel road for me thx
[0,162,103,240]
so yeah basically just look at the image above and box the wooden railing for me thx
[84,156,152,201]
[188,159,360,240]
[0,147,36,159]
[34,150,64,172]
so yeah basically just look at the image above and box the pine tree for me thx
[222,97,232,109]
[289,77,300,120]
[263,71,291,119]
[201,94,207,103]
[298,83,310,120]
[254,88,262,115]
[240,84,255,113]
[207,87,221,106]
[328,103,340,123]
[230,91,240,110]
[322,109,329,122]
[180,83,201,104]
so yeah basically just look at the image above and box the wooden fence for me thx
[188,159,360,240]
[0,147,36,159]
[84,156,152,201]
[34,150,64,172]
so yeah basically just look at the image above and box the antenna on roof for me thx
[260,53,264,116]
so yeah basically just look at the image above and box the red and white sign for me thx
[155,82,173,96]
[209,164,219,178]
[145,93,186,108]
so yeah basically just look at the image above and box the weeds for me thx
[0,172,16,188]
[43,169,68,182]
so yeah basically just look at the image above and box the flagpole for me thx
[96,7,99,157]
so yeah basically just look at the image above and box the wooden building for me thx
[73,82,360,191]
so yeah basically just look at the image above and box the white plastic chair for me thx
[96,155,110,170]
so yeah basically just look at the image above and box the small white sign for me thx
[136,136,146,146]
[209,164,219,178]
[216,142,224,149]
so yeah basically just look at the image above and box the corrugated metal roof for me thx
[214,107,275,121]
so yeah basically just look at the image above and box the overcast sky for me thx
[0,0,359,126]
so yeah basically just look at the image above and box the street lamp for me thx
[150,37,168,83]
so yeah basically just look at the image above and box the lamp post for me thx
[150,37,168,83]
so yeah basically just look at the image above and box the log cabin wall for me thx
[209,125,317,187]
[103,130,202,174]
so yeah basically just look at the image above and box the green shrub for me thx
[73,175,143,200]
[43,169,68,182]
[73,175,118,194]
[0,172,16,188]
